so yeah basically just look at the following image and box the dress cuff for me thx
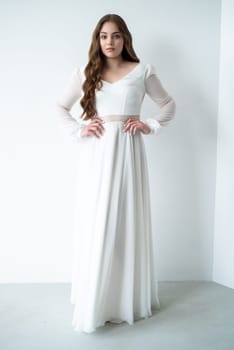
[76,125,85,139]
[145,118,162,135]
[75,119,93,141]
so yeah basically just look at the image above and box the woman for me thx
[56,13,176,333]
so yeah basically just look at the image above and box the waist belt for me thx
[98,114,140,122]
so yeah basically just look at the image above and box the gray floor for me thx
[0,281,234,350]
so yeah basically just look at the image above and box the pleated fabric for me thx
[70,119,160,333]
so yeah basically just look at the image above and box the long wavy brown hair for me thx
[80,14,140,121]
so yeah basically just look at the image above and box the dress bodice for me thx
[56,61,176,140]
[79,62,146,117]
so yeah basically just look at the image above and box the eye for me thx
[114,34,122,39]
[100,34,121,40]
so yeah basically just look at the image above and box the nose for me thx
[107,36,113,44]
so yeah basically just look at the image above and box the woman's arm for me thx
[144,63,176,135]
[56,66,88,140]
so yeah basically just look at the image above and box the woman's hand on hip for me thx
[81,117,106,138]
[122,118,151,135]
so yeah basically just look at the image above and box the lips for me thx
[106,48,114,51]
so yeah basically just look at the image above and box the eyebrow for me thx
[99,31,120,34]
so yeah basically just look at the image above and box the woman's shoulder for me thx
[131,61,157,80]
[144,62,157,79]
[72,64,85,82]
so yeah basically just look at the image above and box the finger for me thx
[91,119,105,130]
[124,118,138,128]
[131,124,139,135]
[98,124,105,133]
[88,126,99,136]
[89,128,101,138]
[87,128,96,137]
[90,125,104,138]
[124,118,132,126]
[94,128,102,138]
[124,120,137,132]
[93,117,105,124]
[125,118,138,125]
[132,123,141,134]
[123,121,131,131]
[133,126,138,135]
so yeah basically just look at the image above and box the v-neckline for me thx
[101,63,141,86]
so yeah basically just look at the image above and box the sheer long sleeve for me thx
[144,63,176,135]
[56,66,88,141]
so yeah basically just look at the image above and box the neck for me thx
[104,56,125,69]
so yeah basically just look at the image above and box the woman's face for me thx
[99,21,124,59]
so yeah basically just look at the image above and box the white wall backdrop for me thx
[0,0,222,283]
[213,0,234,289]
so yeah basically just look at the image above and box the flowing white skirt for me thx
[70,118,160,333]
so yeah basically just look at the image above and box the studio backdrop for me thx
[1,0,233,289]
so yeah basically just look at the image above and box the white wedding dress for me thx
[56,62,176,333]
